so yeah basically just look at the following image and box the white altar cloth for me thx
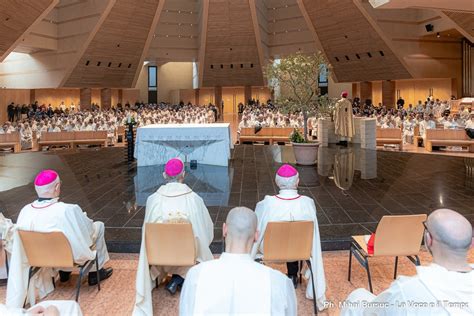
[134,123,232,167]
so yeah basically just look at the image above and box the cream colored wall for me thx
[251,87,271,104]
[158,62,193,103]
[134,62,194,103]
[122,89,140,105]
[328,76,352,98]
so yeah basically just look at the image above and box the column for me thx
[382,80,396,108]
[101,88,111,109]
[29,89,36,104]
[118,89,123,105]
[80,88,91,110]
[215,86,222,119]
[359,81,372,102]
[244,85,252,104]
[194,88,200,105]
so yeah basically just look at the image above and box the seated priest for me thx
[180,207,297,315]
[251,164,327,311]
[0,300,83,316]
[133,158,214,316]
[341,209,473,316]
[6,170,113,308]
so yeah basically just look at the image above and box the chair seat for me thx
[351,235,371,256]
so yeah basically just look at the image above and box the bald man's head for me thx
[225,207,257,243]
[427,209,472,252]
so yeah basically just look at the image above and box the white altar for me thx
[134,123,232,167]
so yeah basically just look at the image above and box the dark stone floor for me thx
[1,145,473,253]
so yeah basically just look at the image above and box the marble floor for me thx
[1,144,473,252]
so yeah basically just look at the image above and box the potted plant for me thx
[265,52,336,165]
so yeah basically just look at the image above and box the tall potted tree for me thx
[265,52,336,165]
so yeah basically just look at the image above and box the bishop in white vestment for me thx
[180,207,297,315]
[341,209,473,316]
[133,158,214,316]
[334,91,354,145]
[6,170,112,308]
[251,164,327,311]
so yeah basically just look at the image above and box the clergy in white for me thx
[341,209,473,316]
[180,207,297,315]
[0,300,83,316]
[133,158,214,316]
[7,170,112,308]
[251,164,327,311]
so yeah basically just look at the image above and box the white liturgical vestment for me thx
[251,189,327,310]
[133,182,214,316]
[179,253,297,316]
[0,300,83,316]
[341,264,474,316]
[7,199,109,308]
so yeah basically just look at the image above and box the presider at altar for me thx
[133,158,214,316]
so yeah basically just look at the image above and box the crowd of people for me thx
[352,97,474,144]
[1,161,472,315]
[2,102,218,150]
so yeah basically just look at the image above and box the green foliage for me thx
[290,128,306,143]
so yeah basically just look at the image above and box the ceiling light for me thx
[436,32,440,38]
[166,35,169,37]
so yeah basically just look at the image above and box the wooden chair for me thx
[376,128,403,150]
[425,129,474,152]
[348,214,427,293]
[0,132,21,152]
[145,223,196,288]
[259,221,318,314]
[18,230,100,304]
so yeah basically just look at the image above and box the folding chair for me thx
[145,223,196,288]
[348,214,427,293]
[259,221,318,315]
[18,230,100,305]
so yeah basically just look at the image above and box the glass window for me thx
[148,66,157,87]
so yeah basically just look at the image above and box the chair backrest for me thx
[117,126,125,134]
[376,128,401,139]
[74,131,107,140]
[272,127,295,137]
[240,128,255,136]
[18,230,75,268]
[41,132,74,141]
[426,129,469,141]
[263,221,314,262]
[0,132,20,143]
[145,223,196,266]
[374,214,427,256]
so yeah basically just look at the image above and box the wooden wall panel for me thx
[199,87,215,105]
[34,89,80,107]
[179,89,197,104]
[0,89,31,123]
[372,81,382,105]
[251,87,271,103]
[301,0,412,82]
[443,11,474,42]
[202,0,264,87]
[63,0,162,88]
[395,79,453,106]
[122,89,140,104]
[0,0,57,61]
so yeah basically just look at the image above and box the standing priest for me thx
[133,158,214,316]
[334,91,354,146]
[251,164,327,311]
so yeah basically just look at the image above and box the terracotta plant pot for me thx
[292,142,320,165]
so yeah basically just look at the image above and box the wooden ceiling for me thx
[0,0,58,61]
[442,11,474,42]
[63,0,163,88]
[202,0,265,87]
[300,0,412,82]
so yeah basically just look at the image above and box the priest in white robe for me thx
[7,170,112,308]
[334,91,354,146]
[251,164,327,311]
[341,209,473,316]
[0,300,83,316]
[180,207,297,315]
[133,158,214,316]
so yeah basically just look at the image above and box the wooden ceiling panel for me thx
[442,11,474,42]
[301,0,412,82]
[63,0,162,88]
[202,0,264,87]
[0,0,58,61]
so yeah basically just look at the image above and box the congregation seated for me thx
[134,158,214,315]
[0,300,83,316]
[180,207,297,315]
[251,164,327,311]
[6,170,113,308]
[341,209,473,316]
